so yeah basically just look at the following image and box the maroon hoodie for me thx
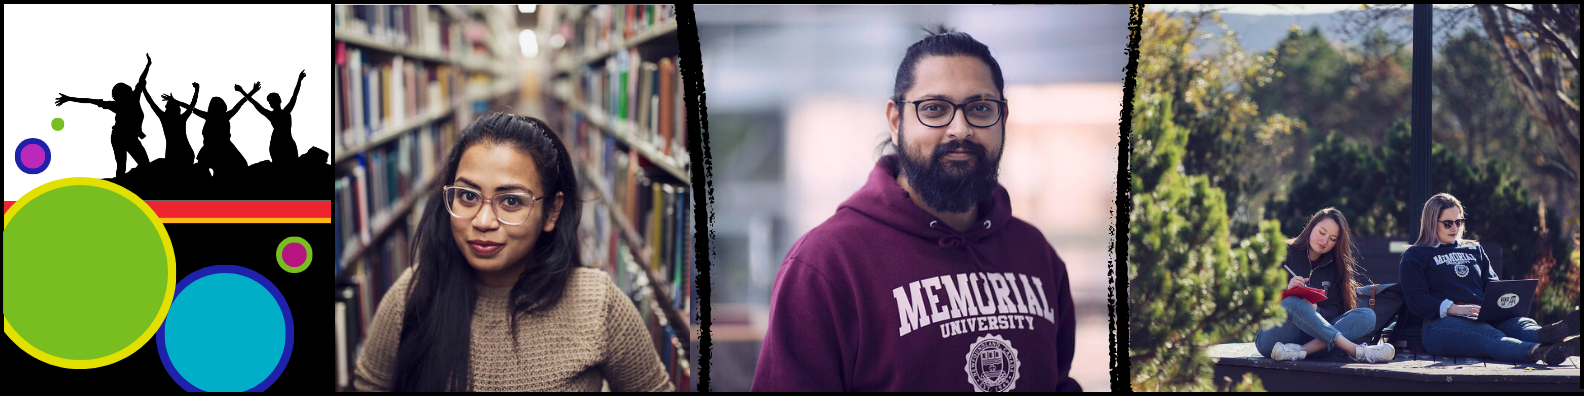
[751,155,1081,392]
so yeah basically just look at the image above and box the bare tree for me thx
[1474,4,1579,181]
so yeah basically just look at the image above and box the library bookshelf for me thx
[544,4,695,392]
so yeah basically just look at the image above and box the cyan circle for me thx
[157,265,293,391]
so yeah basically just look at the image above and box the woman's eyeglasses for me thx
[1438,219,1467,229]
[443,185,545,225]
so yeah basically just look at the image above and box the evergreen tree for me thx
[1129,15,1290,386]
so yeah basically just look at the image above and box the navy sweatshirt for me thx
[1282,245,1346,320]
[751,155,1080,392]
[1398,241,1497,320]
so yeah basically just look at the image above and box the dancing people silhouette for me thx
[55,53,153,178]
[243,70,305,165]
[163,82,259,179]
[144,81,200,166]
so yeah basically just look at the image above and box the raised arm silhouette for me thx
[144,81,200,166]
[244,70,305,165]
[55,53,153,177]
[163,81,259,179]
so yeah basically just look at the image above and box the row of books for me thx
[585,172,694,319]
[334,121,453,276]
[560,80,694,389]
[333,5,465,59]
[334,282,360,391]
[333,223,412,391]
[596,135,691,292]
[567,5,677,58]
[605,221,693,393]
[334,41,472,153]
[560,51,688,172]
[651,287,692,392]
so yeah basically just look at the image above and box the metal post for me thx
[1409,4,1433,241]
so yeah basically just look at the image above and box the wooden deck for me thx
[1209,342,1581,391]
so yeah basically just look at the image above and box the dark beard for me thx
[896,127,1001,213]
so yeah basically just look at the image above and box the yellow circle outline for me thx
[4,177,177,369]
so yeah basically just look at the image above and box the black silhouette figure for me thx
[163,82,259,179]
[56,53,154,178]
[144,81,200,166]
[243,70,305,165]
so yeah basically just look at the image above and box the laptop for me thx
[1449,279,1538,322]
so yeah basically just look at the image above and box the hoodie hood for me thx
[838,154,1014,271]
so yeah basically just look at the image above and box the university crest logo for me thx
[964,334,1021,392]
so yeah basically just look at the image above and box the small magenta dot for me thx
[283,243,306,267]
[21,144,44,168]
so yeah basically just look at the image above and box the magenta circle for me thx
[21,144,45,168]
[283,243,307,267]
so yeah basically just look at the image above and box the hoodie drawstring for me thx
[934,222,990,273]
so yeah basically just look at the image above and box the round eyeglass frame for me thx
[442,185,545,225]
[903,98,1008,128]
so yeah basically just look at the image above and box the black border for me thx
[1113,3,1143,392]
[675,4,713,392]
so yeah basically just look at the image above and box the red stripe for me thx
[5,201,329,219]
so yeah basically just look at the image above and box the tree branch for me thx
[1541,14,1579,70]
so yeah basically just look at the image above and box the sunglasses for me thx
[1438,219,1466,229]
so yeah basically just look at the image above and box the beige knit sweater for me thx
[354,265,673,391]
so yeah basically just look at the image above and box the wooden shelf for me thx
[582,166,692,351]
[334,80,517,165]
[551,91,689,182]
[552,19,679,75]
[334,31,503,75]
[334,108,452,165]
[334,171,440,285]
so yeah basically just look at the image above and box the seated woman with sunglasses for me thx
[1255,208,1396,362]
[354,113,673,391]
[1399,193,1579,365]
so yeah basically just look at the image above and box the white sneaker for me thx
[1352,342,1396,363]
[1270,342,1307,361]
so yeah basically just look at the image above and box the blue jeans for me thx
[1421,315,1540,363]
[1255,296,1377,358]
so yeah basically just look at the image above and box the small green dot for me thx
[52,118,64,131]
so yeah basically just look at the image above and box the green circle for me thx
[51,118,64,131]
[276,236,312,273]
[4,184,171,362]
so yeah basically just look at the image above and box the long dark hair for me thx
[391,113,583,391]
[1285,207,1361,311]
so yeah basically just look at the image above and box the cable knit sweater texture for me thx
[354,265,672,391]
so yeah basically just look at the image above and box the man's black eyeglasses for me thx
[902,98,1007,128]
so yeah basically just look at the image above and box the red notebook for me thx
[1281,285,1328,304]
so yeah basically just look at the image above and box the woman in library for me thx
[353,112,673,391]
